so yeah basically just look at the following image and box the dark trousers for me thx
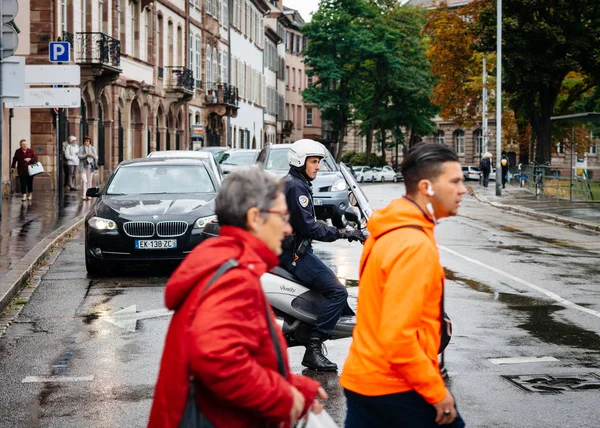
[482,171,490,188]
[280,247,347,338]
[502,168,508,188]
[18,175,34,195]
[344,389,466,428]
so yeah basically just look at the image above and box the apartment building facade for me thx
[263,1,286,145]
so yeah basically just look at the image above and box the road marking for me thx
[439,245,600,320]
[488,356,559,365]
[22,375,94,383]
[103,305,173,332]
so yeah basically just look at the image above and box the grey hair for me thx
[215,167,282,229]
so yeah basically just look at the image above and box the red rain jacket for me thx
[148,226,320,428]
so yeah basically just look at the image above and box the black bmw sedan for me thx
[84,157,220,274]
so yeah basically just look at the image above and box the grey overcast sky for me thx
[283,0,319,22]
[283,0,411,22]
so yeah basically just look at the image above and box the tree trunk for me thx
[380,129,387,164]
[335,122,347,162]
[529,83,560,165]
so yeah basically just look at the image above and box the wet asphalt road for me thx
[1,183,600,427]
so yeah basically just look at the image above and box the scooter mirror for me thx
[348,191,358,207]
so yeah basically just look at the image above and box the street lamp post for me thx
[496,0,502,196]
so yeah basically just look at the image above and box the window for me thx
[98,0,103,32]
[167,21,174,66]
[298,70,302,91]
[453,130,465,154]
[589,143,597,155]
[61,0,67,34]
[474,129,484,154]
[195,38,201,86]
[213,47,218,84]
[189,35,194,73]
[297,106,302,128]
[436,130,445,145]
[306,108,313,126]
[117,0,122,39]
[290,33,294,54]
[296,35,300,55]
[206,46,212,85]
[233,0,238,27]
[285,66,289,87]
[157,15,163,67]
[307,75,313,87]
[131,2,139,57]
[207,0,213,16]
[292,68,295,89]
[81,0,86,32]
[223,0,229,27]
[145,9,151,61]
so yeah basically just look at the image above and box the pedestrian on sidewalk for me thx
[501,152,509,189]
[340,143,467,428]
[480,151,492,188]
[148,168,326,428]
[64,136,80,191]
[78,136,97,200]
[11,139,37,201]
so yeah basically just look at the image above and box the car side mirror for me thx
[86,186,100,198]
[348,191,358,207]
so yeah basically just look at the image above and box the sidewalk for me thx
[0,191,88,311]
[469,182,600,231]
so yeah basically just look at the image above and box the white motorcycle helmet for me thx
[288,139,326,168]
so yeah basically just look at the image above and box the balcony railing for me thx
[205,83,239,107]
[62,31,74,47]
[74,32,121,69]
[164,66,195,93]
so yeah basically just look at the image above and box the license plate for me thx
[314,199,323,206]
[135,239,177,250]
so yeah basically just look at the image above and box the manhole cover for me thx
[503,373,600,394]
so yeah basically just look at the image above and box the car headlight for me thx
[331,179,347,192]
[88,216,117,231]
[194,215,218,229]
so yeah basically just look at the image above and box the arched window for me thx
[206,45,212,85]
[177,26,183,66]
[453,130,465,154]
[473,129,484,154]
[436,130,445,145]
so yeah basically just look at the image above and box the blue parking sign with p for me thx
[49,42,70,62]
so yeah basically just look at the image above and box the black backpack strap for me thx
[264,302,287,378]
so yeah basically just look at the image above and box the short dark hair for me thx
[215,167,282,229]
[83,136,91,143]
[401,143,460,194]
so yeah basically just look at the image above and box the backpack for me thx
[480,158,490,171]
[501,158,508,167]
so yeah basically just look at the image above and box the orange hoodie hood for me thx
[360,197,435,275]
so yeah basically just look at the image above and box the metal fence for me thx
[511,164,598,202]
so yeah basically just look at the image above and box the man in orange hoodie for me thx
[340,143,467,427]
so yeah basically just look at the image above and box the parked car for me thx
[372,165,397,182]
[84,158,220,274]
[352,166,374,183]
[256,143,349,228]
[462,166,481,181]
[219,149,260,175]
[147,150,223,182]
[394,171,403,182]
[200,146,229,163]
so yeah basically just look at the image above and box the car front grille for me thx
[123,221,155,238]
[156,221,188,237]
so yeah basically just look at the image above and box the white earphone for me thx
[427,185,435,197]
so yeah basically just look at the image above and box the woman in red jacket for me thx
[11,139,37,201]
[148,167,326,428]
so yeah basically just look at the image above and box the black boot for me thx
[302,338,337,371]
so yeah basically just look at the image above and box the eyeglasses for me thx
[260,209,291,223]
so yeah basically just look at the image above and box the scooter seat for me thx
[270,266,303,285]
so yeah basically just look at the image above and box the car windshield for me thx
[266,149,338,171]
[107,164,215,195]
[221,151,256,166]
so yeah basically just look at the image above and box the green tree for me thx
[475,0,600,164]
[302,0,373,161]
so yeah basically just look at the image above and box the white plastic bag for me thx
[297,409,339,428]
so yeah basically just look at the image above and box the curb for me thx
[467,186,600,233]
[0,216,85,314]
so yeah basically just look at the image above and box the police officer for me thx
[280,139,364,371]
